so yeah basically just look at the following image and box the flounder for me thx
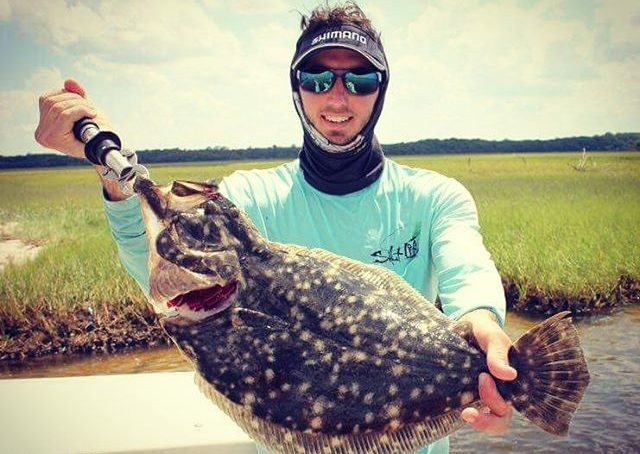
[133,177,590,454]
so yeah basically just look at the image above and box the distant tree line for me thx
[1,132,638,170]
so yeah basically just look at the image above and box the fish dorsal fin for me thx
[270,242,454,330]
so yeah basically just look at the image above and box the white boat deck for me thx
[0,371,256,454]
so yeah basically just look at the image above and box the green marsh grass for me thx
[0,153,638,323]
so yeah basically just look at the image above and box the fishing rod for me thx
[73,117,149,195]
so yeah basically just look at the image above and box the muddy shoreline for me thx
[1,276,638,361]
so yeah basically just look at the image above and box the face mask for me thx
[290,23,390,194]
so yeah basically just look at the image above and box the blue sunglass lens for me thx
[298,70,380,95]
[344,72,380,95]
[299,70,335,93]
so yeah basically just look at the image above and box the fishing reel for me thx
[73,117,149,196]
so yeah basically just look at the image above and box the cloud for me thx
[0,0,11,21]
[203,0,290,15]
[377,0,639,141]
[8,0,241,63]
[0,67,64,153]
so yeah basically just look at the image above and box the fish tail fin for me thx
[496,311,590,436]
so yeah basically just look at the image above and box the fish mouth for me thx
[166,281,238,320]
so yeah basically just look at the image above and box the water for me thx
[2,307,639,453]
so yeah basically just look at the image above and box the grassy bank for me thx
[1,152,639,358]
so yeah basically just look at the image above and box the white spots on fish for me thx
[352,424,361,434]
[346,295,358,304]
[425,384,435,395]
[243,376,256,385]
[313,278,322,286]
[354,351,368,362]
[398,330,408,340]
[264,369,275,381]
[462,356,472,369]
[321,352,332,363]
[435,373,445,383]
[285,290,295,302]
[189,328,200,336]
[374,358,383,367]
[384,403,401,418]
[300,330,312,342]
[329,374,339,385]
[353,335,362,347]
[363,392,375,405]
[410,388,421,400]
[388,384,399,396]
[242,392,256,406]
[268,390,278,399]
[281,383,292,392]
[332,363,340,374]
[300,295,309,303]
[388,419,401,431]
[319,319,334,330]
[355,309,368,323]
[392,364,406,377]
[298,381,312,394]
[350,382,360,397]
[460,391,474,406]
[461,375,472,385]
[348,324,358,335]
[365,412,375,424]
[338,385,349,396]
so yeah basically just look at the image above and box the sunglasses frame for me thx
[296,68,382,96]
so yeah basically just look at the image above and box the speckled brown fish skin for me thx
[134,178,590,453]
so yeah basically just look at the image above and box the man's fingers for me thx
[39,92,86,118]
[39,89,66,107]
[486,335,517,381]
[64,78,86,98]
[56,104,98,130]
[462,405,512,435]
[479,373,511,416]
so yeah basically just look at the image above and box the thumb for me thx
[64,78,86,98]
[486,337,517,381]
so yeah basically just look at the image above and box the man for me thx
[35,3,516,453]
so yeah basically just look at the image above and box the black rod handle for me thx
[73,117,133,180]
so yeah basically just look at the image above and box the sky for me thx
[0,0,638,156]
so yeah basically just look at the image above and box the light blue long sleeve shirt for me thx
[103,158,506,454]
